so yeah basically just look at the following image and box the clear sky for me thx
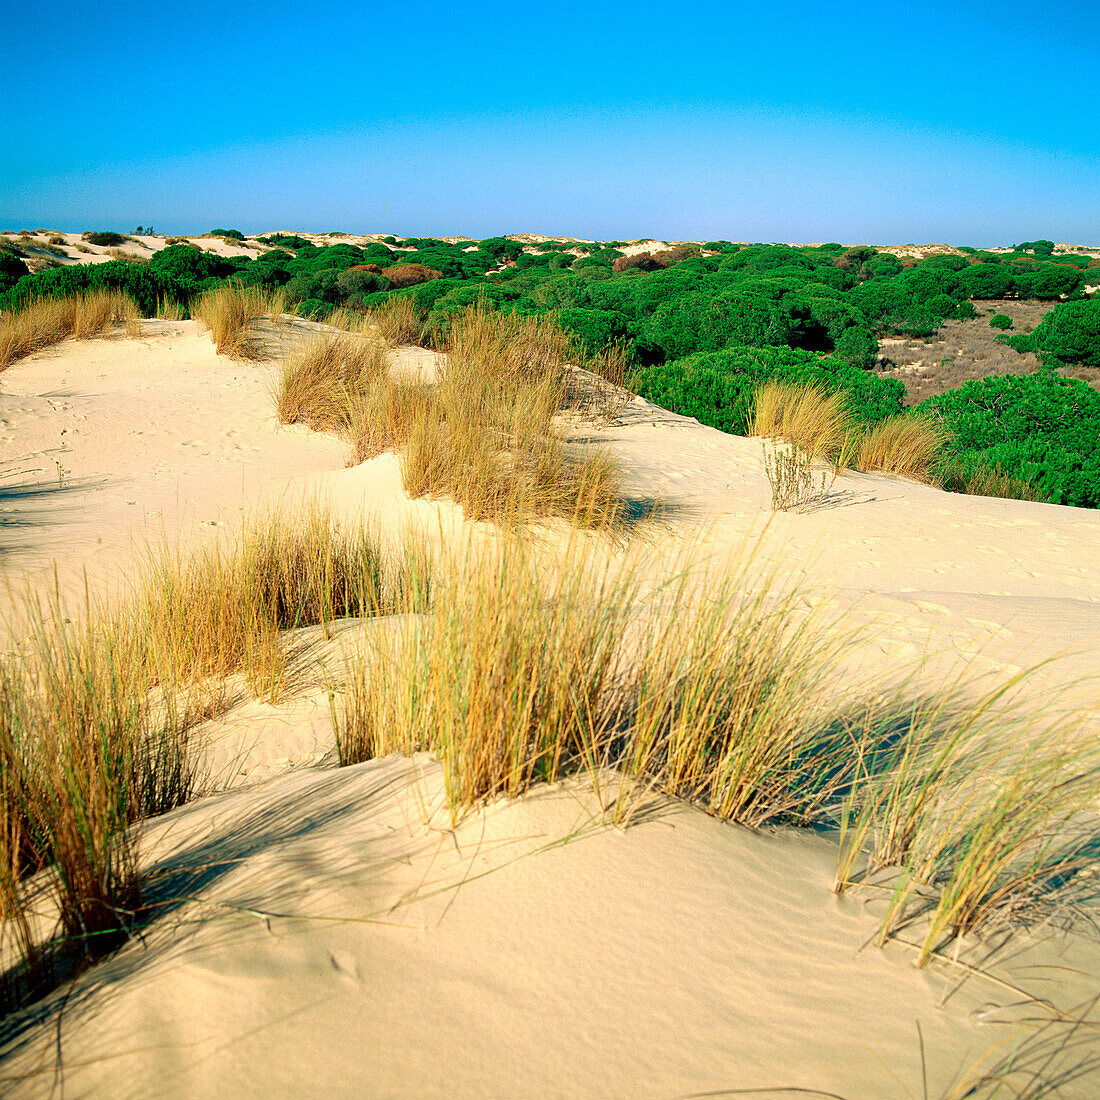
[3,1,1098,244]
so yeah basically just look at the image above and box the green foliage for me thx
[0,260,171,315]
[1015,239,1055,256]
[0,250,29,295]
[1014,263,1085,300]
[258,234,309,249]
[642,292,792,360]
[957,263,1015,299]
[919,372,1100,507]
[832,325,878,368]
[211,228,245,241]
[1028,298,1100,366]
[337,267,391,299]
[479,237,524,262]
[297,298,332,319]
[557,308,632,352]
[632,346,904,435]
[81,231,127,246]
[989,313,1013,330]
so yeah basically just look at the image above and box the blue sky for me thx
[3,1,1098,243]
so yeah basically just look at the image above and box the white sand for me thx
[0,322,1098,1096]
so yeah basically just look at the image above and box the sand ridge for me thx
[0,321,1097,1096]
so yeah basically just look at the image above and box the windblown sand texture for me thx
[0,314,1097,1097]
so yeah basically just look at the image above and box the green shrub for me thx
[297,298,332,319]
[337,267,391,298]
[832,325,878,368]
[479,237,524,262]
[919,372,1100,507]
[1029,299,1100,366]
[632,346,905,435]
[1002,333,1035,353]
[0,251,29,295]
[0,260,171,315]
[1014,264,1085,300]
[557,308,633,353]
[1015,239,1055,256]
[81,231,127,247]
[989,313,1013,330]
[957,263,1015,299]
[211,228,245,241]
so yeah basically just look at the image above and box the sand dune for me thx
[0,320,1097,1096]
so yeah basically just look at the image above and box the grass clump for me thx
[401,305,628,528]
[192,283,286,358]
[0,507,430,1010]
[275,302,635,531]
[336,543,630,814]
[336,537,1099,967]
[751,380,851,462]
[0,289,140,370]
[848,413,948,481]
[835,681,1100,964]
[367,295,423,347]
[277,331,391,433]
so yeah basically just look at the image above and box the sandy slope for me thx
[0,324,1098,1096]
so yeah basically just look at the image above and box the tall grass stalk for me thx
[835,674,1100,964]
[366,295,423,347]
[276,331,390,433]
[751,380,852,462]
[401,304,628,527]
[336,542,634,818]
[0,507,431,1009]
[192,283,286,358]
[850,414,949,481]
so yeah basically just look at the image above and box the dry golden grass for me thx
[399,305,628,528]
[0,290,141,370]
[336,535,1100,967]
[154,297,187,321]
[366,295,423,347]
[274,303,635,530]
[835,677,1099,965]
[848,414,949,481]
[276,331,390,432]
[750,380,852,461]
[345,375,435,464]
[336,542,635,812]
[192,283,286,358]
[0,507,430,1010]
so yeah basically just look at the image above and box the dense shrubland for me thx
[1,232,1097,505]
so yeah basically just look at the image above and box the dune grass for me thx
[0,507,430,1011]
[366,295,424,347]
[336,543,633,811]
[848,414,949,481]
[751,380,852,462]
[835,676,1100,964]
[399,305,628,527]
[276,330,391,433]
[336,535,1099,965]
[749,379,1050,500]
[275,303,634,530]
[192,283,286,358]
[0,290,141,370]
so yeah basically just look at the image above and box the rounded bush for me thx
[1029,299,1100,366]
[919,371,1100,507]
[989,313,1013,330]
[382,264,443,289]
